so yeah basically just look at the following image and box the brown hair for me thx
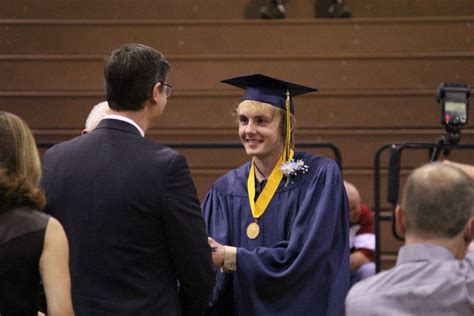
[0,111,45,210]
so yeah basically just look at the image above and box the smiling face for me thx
[237,100,284,163]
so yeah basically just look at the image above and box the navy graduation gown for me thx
[203,152,350,316]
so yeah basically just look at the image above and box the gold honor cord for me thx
[246,150,294,239]
[282,89,292,163]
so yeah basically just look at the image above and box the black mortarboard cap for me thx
[221,73,318,114]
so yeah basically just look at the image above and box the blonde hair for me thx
[0,111,45,210]
[235,100,296,144]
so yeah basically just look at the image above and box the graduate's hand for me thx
[208,237,225,267]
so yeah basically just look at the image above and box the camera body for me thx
[436,83,470,132]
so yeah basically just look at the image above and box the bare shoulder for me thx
[43,217,68,248]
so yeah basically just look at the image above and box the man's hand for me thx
[208,237,225,267]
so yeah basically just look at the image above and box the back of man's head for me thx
[104,43,170,111]
[402,162,474,239]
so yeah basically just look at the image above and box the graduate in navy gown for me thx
[203,74,350,315]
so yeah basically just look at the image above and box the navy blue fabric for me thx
[242,87,294,113]
[41,119,214,315]
[221,73,318,114]
[203,152,350,316]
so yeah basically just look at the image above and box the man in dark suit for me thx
[41,43,215,315]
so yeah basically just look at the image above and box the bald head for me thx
[402,162,474,239]
[344,181,362,224]
[83,101,110,134]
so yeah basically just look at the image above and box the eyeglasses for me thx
[160,81,173,98]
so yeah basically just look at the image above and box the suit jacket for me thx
[41,119,215,315]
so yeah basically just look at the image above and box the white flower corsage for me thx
[280,159,309,186]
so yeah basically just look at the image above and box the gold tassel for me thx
[284,89,291,162]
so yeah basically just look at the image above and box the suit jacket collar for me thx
[95,118,143,136]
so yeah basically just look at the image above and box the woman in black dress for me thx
[0,111,74,315]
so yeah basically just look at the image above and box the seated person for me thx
[346,162,474,315]
[344,181,375,285]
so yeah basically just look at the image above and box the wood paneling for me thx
[2,0,473,19]
[381,254,398,270]
[4,90,474,129]
[2,54,473,92]
[380,219,404,253]
[345,0,474,17]
[0,0,316,19]
[2,18,473,55]
[28,127,474,168]
[2,6,474,265]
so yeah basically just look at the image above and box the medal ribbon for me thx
[247,150,294,219]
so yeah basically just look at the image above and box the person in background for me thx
[41,43,214,315]
[346,162,474,315]
[0,111,73,316]
[344,181,375,286]
[203,74,349,315]
[82,101,109,134]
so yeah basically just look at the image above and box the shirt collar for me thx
[103,114,145,137]
[396,243,456,265]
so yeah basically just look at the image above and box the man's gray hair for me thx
[402,162,474,239]
[85,101,109,132]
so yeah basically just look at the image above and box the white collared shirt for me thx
[103,114,145,137]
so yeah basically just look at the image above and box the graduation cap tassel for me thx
[284,89,291,163]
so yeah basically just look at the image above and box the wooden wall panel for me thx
[28,128,474,168]
[2,10,474,268]
[34,138,473,212]
[345,0,474,17]
[2,0,473,19]
[2,18,473,55]
[168,55,474,91]
[380,220,404,253]
[2,54,473,91]
[3,91,474,129]
[381,255,397,270]
[0,0,316,19]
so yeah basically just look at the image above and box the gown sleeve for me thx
[202,184,235,315]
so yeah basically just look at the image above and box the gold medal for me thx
[246,221,260,239]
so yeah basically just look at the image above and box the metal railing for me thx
[37,141,343,170]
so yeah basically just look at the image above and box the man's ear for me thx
[150,82,161,103]
[396,205,406,235]
[463,217,474,242]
